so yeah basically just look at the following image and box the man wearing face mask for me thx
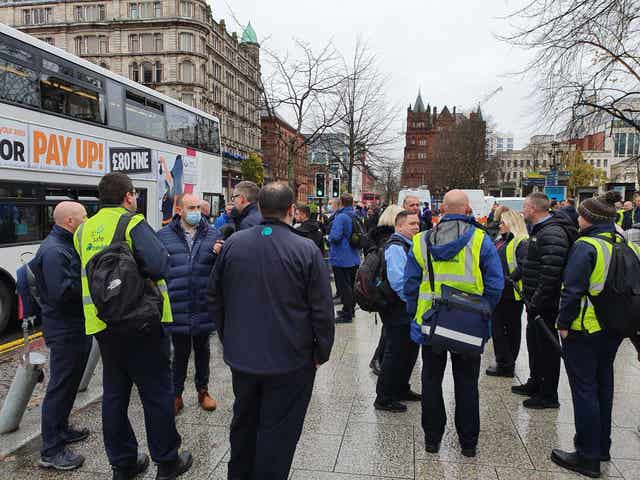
[30,202,90,471]
[158,194,223,415]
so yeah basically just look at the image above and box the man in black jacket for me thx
[231,181,262,231]
[208,182,334,480]
[294,203,325,254]
[514,192,578,409]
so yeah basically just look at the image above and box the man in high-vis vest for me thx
[404,190,503,458]
[551,192,637,479]
[75,172,192,480]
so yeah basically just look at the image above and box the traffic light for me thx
[315,173,326,197]
[332,178,340,198]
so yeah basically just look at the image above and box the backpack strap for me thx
[112,212,136,244]
[384,236,410,254]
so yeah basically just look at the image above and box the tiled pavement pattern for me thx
[2,309,640,479]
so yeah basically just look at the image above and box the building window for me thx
[129,34,139,52]
[140,62,153,84]
[182,93,194,106]
[129,2,160,18]
[615,132,627,157]
[74,36,106,54]
[154,61,162,82]
[140,33,153,52]
[154,33,163,52]
[604,159,608,168]
[154,1,162,17]
[180,1,193,17]
[74,4,105,21]
[200,64,206,84]
[129,62,139,82]
[597,159,601,168]
[212,61,221,80]
[200,37,207,54]
[38,37,55,46]
[179,33,194,52]
[179,61,194,82]
[22,8,52,25]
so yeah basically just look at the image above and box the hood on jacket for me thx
[369,225,395,247]
[531,211,579,238]
[427,214,476,261]
[579,223,616,237]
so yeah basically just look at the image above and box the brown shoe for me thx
[174,396,184,416]
[198,389,217,411]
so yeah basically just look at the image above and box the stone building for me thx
[0,0,262,199]
[261,114,309,202]
[401,91,486,193]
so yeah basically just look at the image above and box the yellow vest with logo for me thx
[74,207,173,335]
[411,227,485,325]
[569,233,640,333]
[505,236,526,301]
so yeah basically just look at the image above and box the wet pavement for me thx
[1,309,640,479]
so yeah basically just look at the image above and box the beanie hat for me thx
[577,191,621,224]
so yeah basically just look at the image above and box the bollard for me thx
[77,337,100,392]
[0,351,46,433]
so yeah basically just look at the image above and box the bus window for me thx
[166,104,197,148]
[125,90,166,139]
[0,58,40,107]
[0,203,42,245]
[106,80,124,129]
[40,74,105,124]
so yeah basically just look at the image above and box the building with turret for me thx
[0,0,262,198]
[401,91,486,193]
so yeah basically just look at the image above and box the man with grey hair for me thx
[403,195,430,231]
[515,192,578,409]
[231,180,262,231]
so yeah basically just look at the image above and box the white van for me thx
[496,197,525,212]
[461,190,489,220]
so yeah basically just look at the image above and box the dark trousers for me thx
[371,326,386,365]
[491,300,523,370]
[530,311,561,400]
[41,335,92,458]
[171,332,211,396]
[526,317,539,382]
[97,327,181,467]
[563,331,623,460]
[228,366,316,480]
[333,266,357,320]
[421,346,481,448]
[376,322,419,403]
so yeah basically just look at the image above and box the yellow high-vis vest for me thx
[411,227,485,326]
[74,207,173,335]
[568,233,640,333]
[505,236,526,301]
[616,210,624,227]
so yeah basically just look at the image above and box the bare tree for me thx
[375,159,402,204]
[499,0,640,180]
[322,39,400,191]
[260,40,344,194]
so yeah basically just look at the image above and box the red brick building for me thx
[261,115,309,202]
[401,91,486,192]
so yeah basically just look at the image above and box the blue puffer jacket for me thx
[328,206,361,267]
[157,216,222,335]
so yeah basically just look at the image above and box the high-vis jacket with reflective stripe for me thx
[505,236,526,301]
[74,207,173,335]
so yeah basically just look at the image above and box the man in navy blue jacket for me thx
[231,181,262,231]
[208,182,334,480]
[30,201,91,471]
[328,193,361,323]
[158,193,222,415]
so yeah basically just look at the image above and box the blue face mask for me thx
[185,211,201,225]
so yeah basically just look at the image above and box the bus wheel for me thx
[0,281,14,336]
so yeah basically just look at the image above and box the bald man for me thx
[404,189,503,457]
[30,201,91,471]
[157,193,223,415]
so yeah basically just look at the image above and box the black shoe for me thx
[398,390,422,402]
[369,359,381,376]
[156,451,193,480]
[113,453,150,480]
[485,365,514,378]
[574,433,610,462]
[373,400,407,413]
[461,446,477,458]
[39,447,85,471]
[425,441,440,454]
[61,427,90,445]
[551,449,600,478]
[511,379,540,397]
[523,396,560,409]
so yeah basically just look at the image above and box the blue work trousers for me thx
[97,326,181,468]
[171,332,211,396]
[562,330,623,460]
[41,334,91,457]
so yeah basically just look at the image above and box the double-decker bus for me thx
[0,24,223,334]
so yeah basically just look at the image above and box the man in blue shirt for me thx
[328,193,361,323]
[374,210,421,413]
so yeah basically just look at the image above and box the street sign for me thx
[544,186,567,201]
[545,170,558,186]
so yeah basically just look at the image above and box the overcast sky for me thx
[214,0,542,151]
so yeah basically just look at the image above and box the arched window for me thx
[179,61,194,82]
[141,62,153,84]
[179,32,194,51]
[154,61,162,82]
[129,62,139,82]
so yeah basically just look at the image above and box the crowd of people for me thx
[19,172,640,480]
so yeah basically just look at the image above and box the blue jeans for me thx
[41,335,91,457]
[562,330,623,460]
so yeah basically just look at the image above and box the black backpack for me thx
[354,237,409,313]
[349,215,370,250]
[85,213,163,335]
[588,233,640,337]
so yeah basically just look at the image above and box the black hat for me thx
[577,191,621,224]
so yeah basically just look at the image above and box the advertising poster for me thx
[30,126,107,174]
[109,147,153,175]
[156,151,198,225]
[0,118,29,168]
